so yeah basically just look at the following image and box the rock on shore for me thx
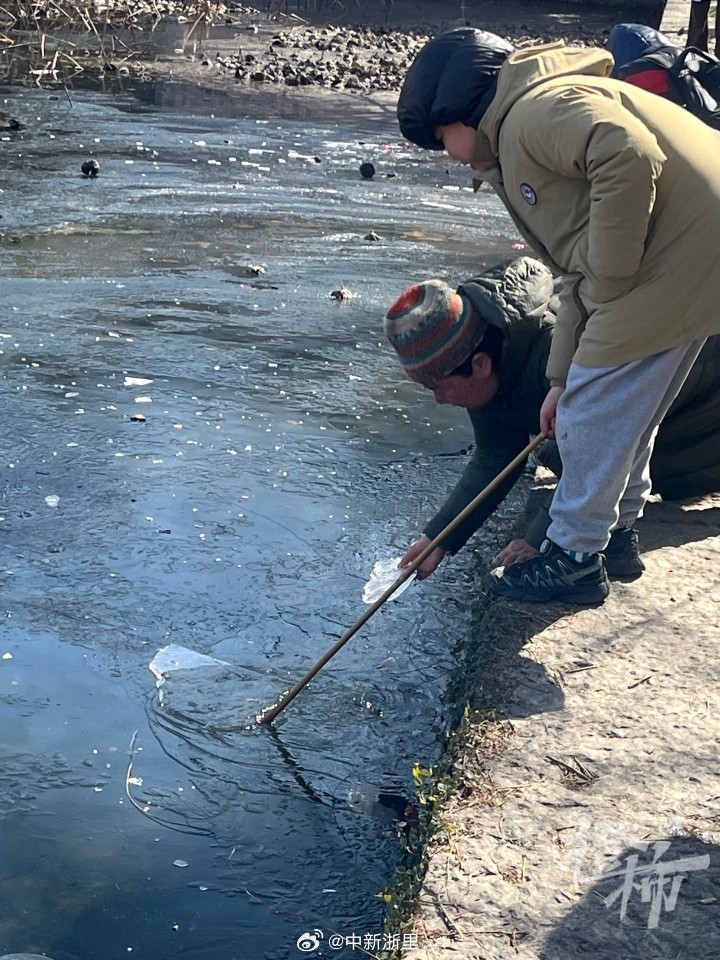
[2,0,612,97]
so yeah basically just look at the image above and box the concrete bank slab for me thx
[403,493,720,959]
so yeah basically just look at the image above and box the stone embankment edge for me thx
[392,485,720,959]
[378,480,541,957]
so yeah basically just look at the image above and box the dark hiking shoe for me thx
[603,526,645,580]
[487,539,610,605]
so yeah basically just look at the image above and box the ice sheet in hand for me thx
[362,557,416,605]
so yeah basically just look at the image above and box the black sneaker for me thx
[603,526,645,580]
[487,539,610,605]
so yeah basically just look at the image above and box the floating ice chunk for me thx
[44,495,60,507]
[149,644,230,688]
[123,376,153,387]
[0,955,62,959]
[347,783,379,812]
[362,557,416,605]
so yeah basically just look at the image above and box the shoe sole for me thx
[488,580,610,605]
[604,559,645,581]
[606,569,644,582]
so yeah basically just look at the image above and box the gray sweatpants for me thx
[547,340,706,555]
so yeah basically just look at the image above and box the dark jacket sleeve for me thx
[422,410,531,553]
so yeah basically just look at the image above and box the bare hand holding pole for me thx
[257,433,545,725]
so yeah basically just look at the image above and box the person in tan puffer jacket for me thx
[397,28,720,604]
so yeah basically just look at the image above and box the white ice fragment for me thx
[123,376,154,387]
[2,652,12,660]
[149,644,230,688]
[173,859,189,868]
[44,495,60,507]
[362,557,416,605]
[134,396,152,404]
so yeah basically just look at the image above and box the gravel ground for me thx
[2,0,627,95]
[196,0,615,94]
[152,0,620,95]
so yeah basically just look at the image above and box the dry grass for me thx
[0,0,226,84]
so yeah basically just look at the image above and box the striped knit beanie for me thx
[384,280,487,387]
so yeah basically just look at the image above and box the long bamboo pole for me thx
[257,433,545,724]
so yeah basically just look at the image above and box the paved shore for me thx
[401,471,720,959]
[661,0,693,42]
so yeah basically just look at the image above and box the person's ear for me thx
[471,351,493,379]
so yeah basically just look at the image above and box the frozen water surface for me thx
[0,80,518,959]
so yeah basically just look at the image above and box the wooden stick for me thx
[257,433,545,724]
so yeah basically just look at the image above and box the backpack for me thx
[608,23,720,129]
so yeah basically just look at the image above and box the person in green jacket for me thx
[396,28,720,604]
[385,257,720,584]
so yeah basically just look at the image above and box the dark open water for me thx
[0,78,518,960]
